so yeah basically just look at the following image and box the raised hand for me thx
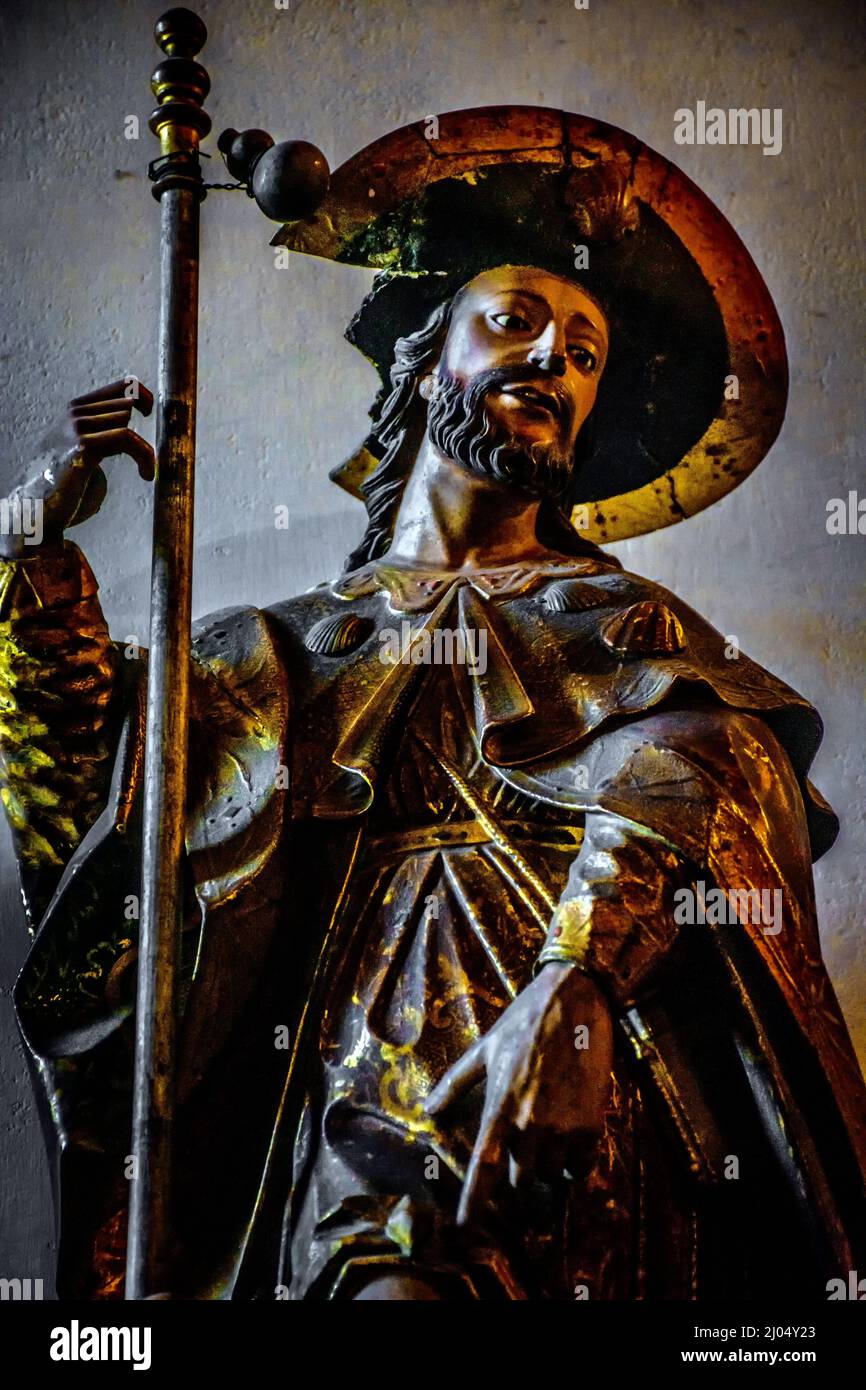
[0,378,155,558]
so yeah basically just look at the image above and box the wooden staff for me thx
[125,3,328,1299]
[126,5,210,1300]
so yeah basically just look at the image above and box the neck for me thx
[379,437,556,572]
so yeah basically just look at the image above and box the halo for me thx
[273,107,787,543]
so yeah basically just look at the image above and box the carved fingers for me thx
[69,378,155,481]
[425,1025,540,1224]
[425,1033,487,1115]
[424,964,615,1228]
[426,1036,503,1225]
[457,1089,511,1226]
[4,378,158,549]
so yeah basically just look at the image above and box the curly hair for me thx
[345,299,455,571]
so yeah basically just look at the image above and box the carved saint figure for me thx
[2,110,864,1300]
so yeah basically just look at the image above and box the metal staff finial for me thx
[151,7,211,155]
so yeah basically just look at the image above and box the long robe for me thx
[9,546,866,1298]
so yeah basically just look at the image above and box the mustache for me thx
[425,366,576,503]
[438,364,576,436]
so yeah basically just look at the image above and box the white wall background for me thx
[1,0,863,1283]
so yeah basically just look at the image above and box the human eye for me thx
[569,344,599,372]
[488,309,532,332]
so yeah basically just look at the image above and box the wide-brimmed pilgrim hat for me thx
[272,106,787,544]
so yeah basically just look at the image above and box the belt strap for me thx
[363,819,584,863]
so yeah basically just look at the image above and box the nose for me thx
[527,347,567,376]
[527,320,567,377]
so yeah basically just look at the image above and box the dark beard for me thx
[426,366,577,503]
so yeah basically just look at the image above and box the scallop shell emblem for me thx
[600,601,686,656]
[541,581,611,614]
[304,611,374,656]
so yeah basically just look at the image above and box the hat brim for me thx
[272,106,787,544]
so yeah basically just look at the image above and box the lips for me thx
[496,384,563,421]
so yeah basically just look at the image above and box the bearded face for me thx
[426,363,579,503]
[423,264,609,504]
[345,265,610,571]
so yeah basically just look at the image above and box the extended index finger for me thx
[425,1038,486,1116]
[71,378,153,417]
[456,1098,510,1227]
